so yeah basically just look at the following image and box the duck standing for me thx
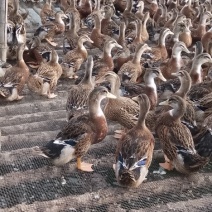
[115,94,155,187]
[34,86,116,172]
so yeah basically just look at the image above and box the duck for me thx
[123,67,167,110]
[95,71,140,129]
[114,94,155,188]
[83,0,102,29]
[118,43,151,83]
[34,86,116,172]
[41,11,68,46]
[62,0,81,32]
[201,27,212,54]
[179,18,192,48]
[180,0,196,19]
[164,8,178,30]
[63,12,79,53]
[66,56,95,120]
[150,28,174,61]
[40,0,55,25]
[189,53,212,85]
[171,70,197,128]
[144,0,158,18]
[155,3,168,28]
[160,41,190,80]
[188,80,212,101]
[0,44,29,101]
[93,40,122,80]
[122,0,137,27]
[77,0,93,19]
[23,36,52,68]
[61,34,94,79]
[191,11,212,42]
[90,12,115,50]
[8,0,29,25]
[155,95,209,174]
[27,49,62,98]
[113,22,132,71]
[135,0,144,20]
[113,0,127,13]
[193,123,212,158]
[101,5,119,39]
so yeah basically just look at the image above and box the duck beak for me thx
[132,96,139,103]
[168,31,174,36]
[107,92,117,99]
[63,14,68,19]
[88,38,94,44]
[158,73,166,82]
[171,72,179,77]
[115,43,123,49]
[159,99,169,106]
[183,46,190,54]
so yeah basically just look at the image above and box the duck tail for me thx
[119,169,136,187]
[32,146,49,158]
[0,82,17,98]
[194,129,212,158]
[177,148,209,172]
[27,74,44,94]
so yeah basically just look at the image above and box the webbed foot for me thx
[77,162,94,172]
[48,93,57,98]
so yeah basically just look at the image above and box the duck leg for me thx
[7,88,24,101]
[45,38,58,47]
[159,155,174,171]
[77,157,93,172]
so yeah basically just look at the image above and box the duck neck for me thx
[89,98,105,120]
[17,45,28,70]
[176,78,191,98]
[17,46,24,62]
[190,60,202,84]
[94,0,100,11]
[60,0,69,10]
[132,46,146,64]
[168,105,185,120]
[200,14,208,26]
[126,0,133,12]
[103,44,113,59]
[13,0,19,15]
[77,38,87,52]
[134,22,142,43]
[89,97,108,144]
[69,14,77,35]
[143,14,149,26]
[56,15,64,25]
[81,63,93,85]
[136,102,148,129]
[145,74,157,97]
[136,5,144,17]
[171,47,182,60]
[158,31,168,47]
[69,0,76,9]
[110,78,121,97]
[94,15,101,32]
[118,25,126,47]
